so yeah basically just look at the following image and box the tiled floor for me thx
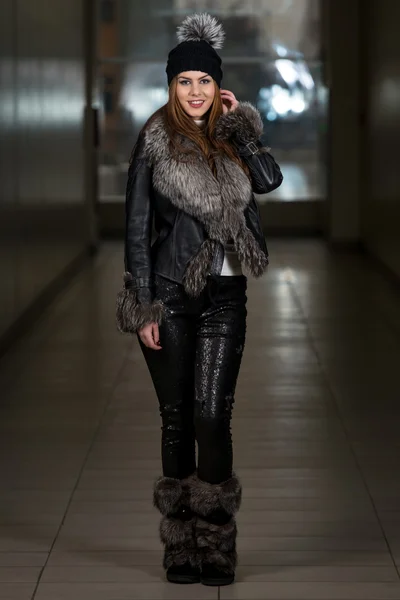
[1,239,400,600]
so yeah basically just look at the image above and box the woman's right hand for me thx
[138,322,162,350]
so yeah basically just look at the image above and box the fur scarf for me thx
[144,102,268,297]
[116,103,268,333]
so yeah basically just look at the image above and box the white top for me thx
[193,119,243,277]
[220,242,243,276]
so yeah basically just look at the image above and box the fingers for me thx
[220,89,237,101]
[140,333,161,350]
[220,89,235,97]
[152,323,160,346]
[138,323,162,350]
[220,89,238,112]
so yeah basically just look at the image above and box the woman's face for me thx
[175,71,216,119]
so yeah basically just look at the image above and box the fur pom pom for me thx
[177,13,225,49]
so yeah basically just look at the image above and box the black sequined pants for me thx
[138,273,247,485]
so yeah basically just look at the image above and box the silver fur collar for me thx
[142,103,268,293]
[144,112,252,227]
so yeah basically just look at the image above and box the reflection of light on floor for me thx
[279,268,296,283]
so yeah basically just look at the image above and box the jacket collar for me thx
[143,114,252,234]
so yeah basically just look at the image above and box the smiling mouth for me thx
[188,100,205,108]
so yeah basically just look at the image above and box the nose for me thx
[190,83,201,96]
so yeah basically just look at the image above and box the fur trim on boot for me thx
[153,475,200,582]
[160,514,198,571]
[189,473,242,517]
[116,272,164,334]
[188,474,242,581]
[196,516,237,576]
[153,476,185,516]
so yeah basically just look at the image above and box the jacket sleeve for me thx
[215,102,283,194]
[116,133,164,334]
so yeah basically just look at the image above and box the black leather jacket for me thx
[124,140,282,301]
[117,103,283,333]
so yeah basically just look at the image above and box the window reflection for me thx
[97,0,327,202]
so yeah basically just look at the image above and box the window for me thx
[97,0,327,204]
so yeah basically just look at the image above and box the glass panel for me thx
[97,0,327,203]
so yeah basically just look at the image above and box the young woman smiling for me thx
[117,12,283,587]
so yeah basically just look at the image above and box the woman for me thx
[116,13,283,587]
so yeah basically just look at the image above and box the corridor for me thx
[1,239,400,600]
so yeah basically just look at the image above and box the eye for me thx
[200,79,211,84]
[178,79,190,85]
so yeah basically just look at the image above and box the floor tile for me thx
[0,568,41,583]
[220,581,400,599]
[0,584,36,600]
[236,565,399,581]
[41,565,166,582]
[238,550,394,566]
[46,550,162,567]
[34,582,217,599]
[0,554,47,567]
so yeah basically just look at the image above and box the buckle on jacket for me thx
[245,141,259,155]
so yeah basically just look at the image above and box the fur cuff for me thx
[215,102,263,145]
[189,474,242,517]
[116,273,164,334]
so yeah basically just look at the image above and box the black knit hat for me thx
[166,14,225,87]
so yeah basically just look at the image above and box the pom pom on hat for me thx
[177,13,225,49]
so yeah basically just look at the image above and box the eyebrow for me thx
[177,75,210,81]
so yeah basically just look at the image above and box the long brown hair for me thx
[131,77,249,178]
[165,77,249,177]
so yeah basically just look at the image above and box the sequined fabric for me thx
[138,274,247,484]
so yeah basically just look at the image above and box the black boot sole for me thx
[201,574,235,586]
[167,572,201,584]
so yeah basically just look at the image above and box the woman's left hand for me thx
[221,89,238,114]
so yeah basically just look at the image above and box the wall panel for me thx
[362,0,400,277]
[0,0,90,340]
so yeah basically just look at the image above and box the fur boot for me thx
[189,473,242,586]
[153,475,200,584]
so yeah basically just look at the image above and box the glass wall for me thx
[97,0,327,203]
